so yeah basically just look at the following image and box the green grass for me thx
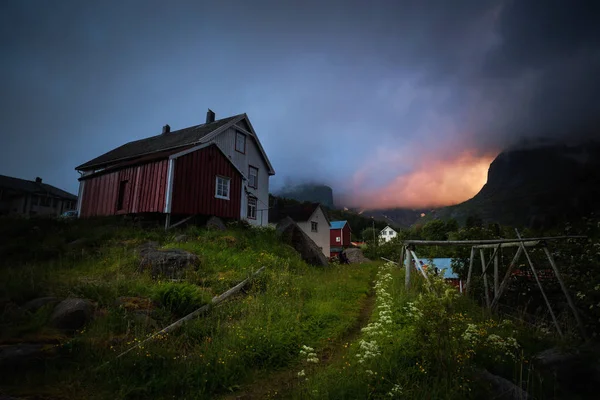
[0,218,376,399]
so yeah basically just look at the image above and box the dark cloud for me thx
[0,1,598,207]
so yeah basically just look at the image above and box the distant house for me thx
[0,175,77,217]
[379,225,397,243]
[330,220,352,257]
[75,110,275,227]
[269,202,331,257]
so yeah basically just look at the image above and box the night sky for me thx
[1,1,599,209]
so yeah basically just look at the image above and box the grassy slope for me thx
[0,218,376,399]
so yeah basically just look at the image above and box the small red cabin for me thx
[78,143,243,220]
[330,220,352,256]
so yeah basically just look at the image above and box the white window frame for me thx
[215,176,230,200]
[311,221,318,232]
[249,166,258,189]
[336,237,341,243]
[247,196,257,219]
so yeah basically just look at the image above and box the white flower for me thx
[297,369,305,377]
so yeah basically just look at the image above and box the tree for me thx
[362,227,379,242]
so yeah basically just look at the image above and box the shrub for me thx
[152,282,211,317]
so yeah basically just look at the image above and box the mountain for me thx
[435,141,600,228]
[361,208,429,228]
[276,183,335,209]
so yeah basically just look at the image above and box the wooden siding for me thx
[79,160,168,217]
[330,224,352,248]
[170,145,242,219]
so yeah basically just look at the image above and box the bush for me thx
[152,282,211,317]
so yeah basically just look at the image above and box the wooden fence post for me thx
[480,249,491,308]
[410,250,432,288]
[515,230,563,337]
[399,245,405,269]
[465,247,475,294]
[405,246,412,290]
[490,246,523,310]
[543,246,587,340]
[494,247,499,296]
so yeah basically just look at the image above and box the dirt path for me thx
[220,283,376,400]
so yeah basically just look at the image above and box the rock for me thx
[137,241,160,256]
[174,234,188,243]
[50,298,93,331]
[343,248,370,264]
[534,345,600,395]
[21,297,59,313]
[206,216,227,231]
[477,369,528,400]
[115,296,155,311]
[138,246,200,279]
[276,217,328,267]
[0,343,58,369]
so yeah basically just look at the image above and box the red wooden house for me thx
[330,220,352,256]
[75,110,275,226]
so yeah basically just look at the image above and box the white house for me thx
[379,225,397,243]
[269,202,331,257]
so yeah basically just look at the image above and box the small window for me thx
[311,221,318,232]
[215,176,230,200]
[248,166,258,189]
[117,180,128,210]
[247,196,257,219]
[336,237,341,243]
[235,132,246,153]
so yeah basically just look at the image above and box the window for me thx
[247,196,257,219]
[311,221,318,232]
[117,180,129,210]
[235,132,246,153]
[248,166,258,189]
[336,237,341,243]
[215,176,230,199]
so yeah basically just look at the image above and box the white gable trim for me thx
[202,114,276,176]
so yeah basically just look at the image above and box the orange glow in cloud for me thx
[346,150,496,209]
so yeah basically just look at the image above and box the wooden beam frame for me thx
[490,246,523,310]
[403,236,585,246]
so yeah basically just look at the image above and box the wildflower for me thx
[297,369,305,377]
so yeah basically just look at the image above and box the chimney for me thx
[162,124,170,134]
[35,177,42,183]
[206,109,215,124]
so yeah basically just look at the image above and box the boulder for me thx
[174,234,189,243]
[0,343,58,369]
[476,369,528,400]
[138,244,200,279]
[50,298,93,331]
[206,216,227,231]
[21,297,59,313]
[276,217,328,267]
[343,248,370,264]
[534,345,600,395]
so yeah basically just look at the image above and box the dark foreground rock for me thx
[477,369,528,400]
[276,217,328,267]
[343,248,370,264]
[137,242,200,279]
[50,298,93,331]
[21,297,59,313]
[0,343,58,369]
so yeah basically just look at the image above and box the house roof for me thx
[330,220,348,230]
[76,115,240,171]
[75,113,276,175]
[269,202,330,225]
[0,174,77,200]
[380,225,397,233]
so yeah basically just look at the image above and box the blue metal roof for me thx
[330,221,347,230]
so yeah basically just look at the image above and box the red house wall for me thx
[170,145,242,219]
[330,224,352,248]
[79,160,168,217]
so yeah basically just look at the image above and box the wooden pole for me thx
[399,244,405,269]
[515,229,563,337]
[113,267,265,362]
[465,246,475,294]
[405,247,412,290]
[409,250,432,289]
[474,241,540,249]
[494,247,499,296]
[542,246,587,340]
[381,257,398,265]
[490,246,523,310]
[480,249,491,308]
[403,236,585,246]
